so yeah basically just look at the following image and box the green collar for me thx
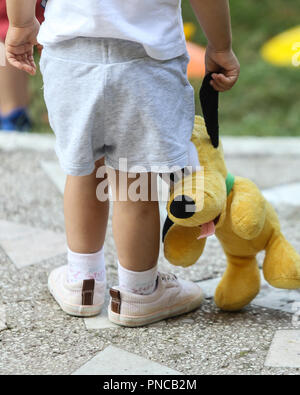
[225,173,235,196]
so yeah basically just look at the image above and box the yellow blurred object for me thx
[261,26,300,67]
[183,22,196,41]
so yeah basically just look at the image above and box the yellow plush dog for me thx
[163,115,300,311]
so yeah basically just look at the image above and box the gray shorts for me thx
[40,37,195,176]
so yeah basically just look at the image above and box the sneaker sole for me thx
[48,279,103,318]
[108,291,204,327]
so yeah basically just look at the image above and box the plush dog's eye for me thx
[170,195,196,219]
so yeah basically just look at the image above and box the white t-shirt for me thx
[38,0,187,60]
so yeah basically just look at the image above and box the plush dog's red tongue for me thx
[197,221,215,240]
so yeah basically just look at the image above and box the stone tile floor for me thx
[0,133,299,375]
[265,331,300,368]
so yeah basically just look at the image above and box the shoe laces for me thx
[159,272,177,282]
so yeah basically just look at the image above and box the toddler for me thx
[5,0,239,326]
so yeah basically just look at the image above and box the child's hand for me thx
[5,18,40,76]
[205,45,240,92]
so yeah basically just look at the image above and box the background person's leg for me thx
[0,51,28,114]
[0,49,31,131]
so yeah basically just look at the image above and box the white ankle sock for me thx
[67,247,106,284]
[118,262,158,295]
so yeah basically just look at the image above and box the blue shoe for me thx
[0,108,32,132]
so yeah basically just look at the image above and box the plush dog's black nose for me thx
[170,195,196,219]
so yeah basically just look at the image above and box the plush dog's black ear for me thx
[199,73,219,148]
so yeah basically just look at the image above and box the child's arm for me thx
[189,0,240,92]
[5,0,40,75]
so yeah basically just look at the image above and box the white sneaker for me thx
[48,265,105,317]
[108,272,204,327]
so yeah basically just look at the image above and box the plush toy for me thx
[163,76,300,311]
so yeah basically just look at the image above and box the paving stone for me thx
[84,290,119,330]
[198,274,300,314]
[222,137,300,156]
[0,132,55,152]
[0,305,7,332]
[262,182,300,207]
[254,280,300,313]
[84,314,118,330]
[0,220,39,241]
[0,220,66,268]
[197,277,220,299]
[226,156,300,190]
[265,330,300,368]
[41,160,66,195]
[72,345,183,375]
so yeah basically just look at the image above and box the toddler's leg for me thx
[64,158,109,254]
[112,172,160,271]
[64,157,109,285]
[111,170,160,295]
[108,170,204,327]
[48,158,108,317]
